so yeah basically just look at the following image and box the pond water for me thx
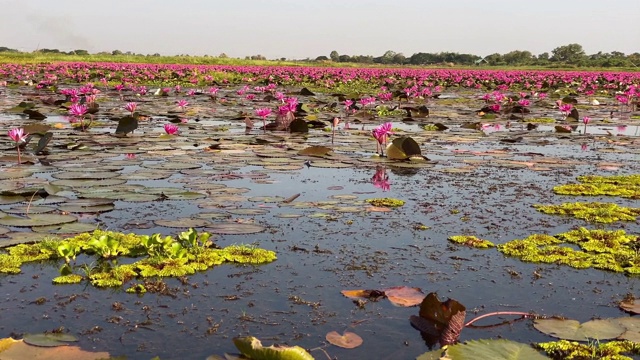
[0,83,639,359]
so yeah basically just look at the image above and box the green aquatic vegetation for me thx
[553,183,640,198]
[52,274,83,285]
[422,124,440,131]
[136,257,197,277]
[578,174,640,186]
[7,243,55,262]
[222,245,278,264]
[0,254,23,274]
[192,248,226,267]
[448,235,495,248]
[89,264,138,287]
[126,284,147,294]
[527,117,556,123]
[533,202,640,223]
[0,228,277,289]
[365,197,405,207]
[535,339,640,360]
[498,228,640,274]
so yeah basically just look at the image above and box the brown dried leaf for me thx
[325,331,363,349]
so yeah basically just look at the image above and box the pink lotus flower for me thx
[559,104,573,116]
[518,99,530,107]
[124,102,137,115]
[125,153,136,159]
[209,87,219,96]
[8,127,28,164]
[187,89,196,96]
[164,123,179,135]
[582,116,591,134]
[255,108,272,131]
[69,103,88,117]
[372,122,393,155]
[489,104,501,113]
[246,94,255,101]
[177,99,188,110]
[538,93,548,100]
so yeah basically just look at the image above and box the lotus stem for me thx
[464,311,535,327]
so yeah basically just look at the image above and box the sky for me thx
[0,0,638,59]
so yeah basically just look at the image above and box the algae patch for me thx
[533,202,640,223]
[498,228,640,274]
[554,174,640,199]
[448,235,495,249]
[365,198,405,207]
[0,229,277,290]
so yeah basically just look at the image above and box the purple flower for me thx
[69,104,88,117]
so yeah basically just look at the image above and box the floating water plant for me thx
[535,340,640,360]
[365,197,405,207]
[498,228,640,274]
[553,174,640,199]
[0,229,276,289]
[533,202,640,223]
[448,235,495,249]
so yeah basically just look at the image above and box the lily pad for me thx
[325,331,363,349]
[386,136,422,160]
[206,222,266,235]
[418,339,548,360]
[533,318,625,341]
[0,214,77,227]
[154,218,211,228]
[23,333,78,347]
[233,336,313,360]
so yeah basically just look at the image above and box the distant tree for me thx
[338,54,351,62]
[502,50,533,65]
[112,50,123,55]
[393,53,406,64]
[380,50,396,64]
[330,50,339,62]
[250,54,266,60]
[484,53,504,65]
[41,48,62,53]
[0,46,18,52]
[218,53,228,58]
[71,49,89,55]
[315,55,329,61]
[551,43,586,64]
[537,52,550,60]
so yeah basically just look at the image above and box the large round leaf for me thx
[206,222,266,235]
[386,136,422,160]
[325,331,363,349]
[417,339,548,360]
[0,214,77,227]
[533,318,625,341]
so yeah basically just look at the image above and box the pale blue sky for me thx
[1,0,638,59]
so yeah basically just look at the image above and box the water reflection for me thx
[371,166,390,191]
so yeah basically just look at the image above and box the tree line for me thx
[1,43,638,67]
[317,44,639,68]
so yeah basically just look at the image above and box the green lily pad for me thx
[4,206,56,214]
[154,218,211,228]
[32,222,99,234]
[57,204,115,213]
[0,169,34,180]
[51,171,120,180]
[533,318,625,341]
[23,333,78,347]
[0,232,54,247]
[386,136,422,160]
[206,222,266,235]
[0,213,77,227]
[418,339,548,360]
[227,208,269,216]
[51,179,127,188]
[0,195,26,205]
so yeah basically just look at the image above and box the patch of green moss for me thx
[553,183,640,198]
[535,339,640,360]
[365,198,405,207]
[89,264,138,287]
[448,235,495,249]
[0,229,277,290]
[192,248,226,267]
[422,124,440,131]
[136,258,196,277]
[554,174,640,199]
[533,202,640,223]
[0,254,23,274]
[578,174,640,186]
[126,284,147,294]
[498,228,640,274]
[52,274,83,284]
[527,117,556,123]
[222,245,277,264]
